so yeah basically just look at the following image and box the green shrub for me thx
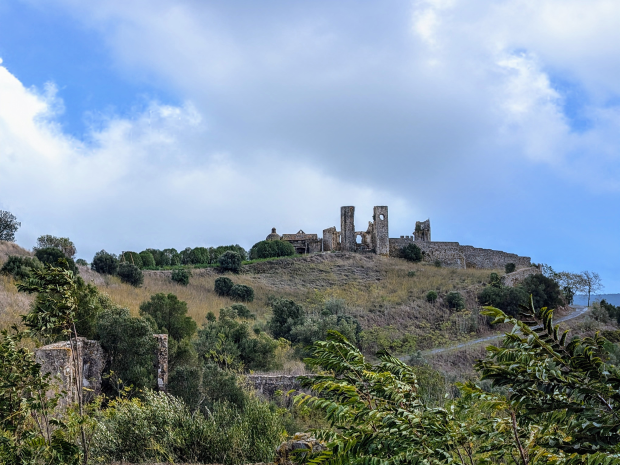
[521,273,562,310]
[505,263,516,273]
[34,234,76,258]
[214,276,234,296]
[0,210,20,242]
[162,248,180,266]
[117,263,144,287]
[229,284,254,302]
[139,250,156,268]
[171,268,191,286]
[139,293,197,342]
[75,258,87,266]
[478,285,528,317]
[426,290,438,303]
[120,251,143,268]
[218,251,242,273]
[90,390,283,465]
[268,299,305,340]
[96,307,157,394]
[402,243,423,262]
[189,247,210,264]
[34,247,78,274]
[433,259,442,267]
[489,272,502,288]
[91,250,119,275]
[407,270,416,277]
[249,240,295,260]
[209,244,248,263]
[445,291,465,311]
[0,255,42,280]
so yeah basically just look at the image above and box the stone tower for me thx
[340,206,356,252]
[414,219,431,242]
[373,206,389,255]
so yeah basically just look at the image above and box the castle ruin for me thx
[266,205,532,270]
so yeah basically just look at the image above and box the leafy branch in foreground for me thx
[473,299,620,463]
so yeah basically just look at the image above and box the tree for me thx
[0,255,42,280]
[249,240,295,260]
[268,298,305,340]
[139,293,197,342]
[445,291,465,311]
[478,285,528,317]
[162,248,180,266]
[171,268,191,286]
[139,250,156,268]
[120,251,143,268]
[521,273,562,310]
[35,234,76,258]
[218,251,242,273]
[0,210,20,242]
[35,247,78,274]
[401,243,423,262]
[214,276,234,296]
[579,270,604,307]
[91,250,119,275]
[117,263,143,287]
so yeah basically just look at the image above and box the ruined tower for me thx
[340,206,356,252]
[373,206,389,255]
[414,219,431,242]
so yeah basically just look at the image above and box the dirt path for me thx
[422,305,591,356]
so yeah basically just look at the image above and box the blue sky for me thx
[1,0,619,291]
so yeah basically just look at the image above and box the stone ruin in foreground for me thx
[267,205,533,270]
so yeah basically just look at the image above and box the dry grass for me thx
[0,274,34,329]
[0,241,32,263]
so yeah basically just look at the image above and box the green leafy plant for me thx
[218,251,242,273]
[120,251,143,268]
[171,268,191,286]
[214,276,234,296]
[139,250,155,268]
[505,262,516,273]
[117,263,143,287]
[426,290,438,303]
[445,291,465,311]
[35,247,78,274]
[249,240,295,260]
[35,234,76,258]
[139,293,197,342]
[0,210,20,242]
[0,255,42,280]
[268,298,305,340]
[402,243,423,262]
[229,284,254,302]
[91,250,119,275]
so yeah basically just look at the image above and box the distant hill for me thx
[574,294,620,306]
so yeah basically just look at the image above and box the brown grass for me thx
[0,274,34,329]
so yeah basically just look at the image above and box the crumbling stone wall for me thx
[340,206,356,252]
[153,334,168,392]
[414,219,431,242]
[247,374,303,399]
[503,266,541,287]
[322,227,338,252]
[35,338,105,405]
[373,206,389,255]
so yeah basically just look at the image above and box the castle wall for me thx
[340,206,356,252]
[322,227,338,252]
[373,206,389,255]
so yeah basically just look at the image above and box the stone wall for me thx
[153,334,169,392]
[388,238,531,270]
[322,227,338,252]
[340,206,356,252]
[246,374,304,399]
[503,266,541,287]
[373,206,389,256]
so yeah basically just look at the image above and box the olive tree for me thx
[0,210,20,242]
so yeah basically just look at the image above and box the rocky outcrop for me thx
[274,433,327,465]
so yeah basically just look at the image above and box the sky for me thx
[0,0,619,290]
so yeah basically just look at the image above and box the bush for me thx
[505,263,516,273]
[96,307,157,394]
[139,250,156,268]
[189,247,210,265]
[91,249,119,275]
[229,284,254,302]
[426,290,438,303]
[171,268,191,286]
[34,247,78,274]
[478,285,528,317]
[445,291,465,311]
[0,255,42,280]
[268,298,305,340]
[34,235,76,258]
[162,248,180,266]
[249,240,295,260]
[402,243,423,262]
[214,276,234,296]
[489,272,502,288]
[521,273,562,310]
[407,271,416,277]
[120,251,143,268]
[218,251,242,273]
[75,258,87,266]
[90,390,283,465]
[433,259,442,267]
[117,263,144,287]
[139,293,197,342]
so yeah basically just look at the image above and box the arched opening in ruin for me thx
[379,214,385,220]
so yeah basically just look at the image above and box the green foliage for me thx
[475,300,620,459]
[407,270,416,277]
[402,243,423,262]
[214,276,234,296]
[229,284,254,302]
[96,307,157,395]
[478,284,528,317]
[35,234,76,258]
[195,307,278,372]
[162,248,180,266]
[210,244,248,262]
[0,329,79,464]
[426,290,438,303]
[0,210,20,242]
[117,262,143,287]
[171,268,191,286]
[600,299,620,325]
[218,251,242,273]
[268,298,305,341]
[445,291,465,311]
[521,272,563,310]
[120,251,143,268]
[0,255,42,280]
[139,293,197,342]
[73,277,118,340]
[90,390,283,465]
[91,249,119,275]
[289,300,362,347]
[75,258,87,266]
[34,247,78,274]
[489,272,502,288]
[434,259,442,267]
[249,240,295,260]
[505,262,516,273]
[138,250,155,268]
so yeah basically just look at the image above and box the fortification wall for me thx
[388,238,531,270]
[246,374,304,399]
[503,266,541,287]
